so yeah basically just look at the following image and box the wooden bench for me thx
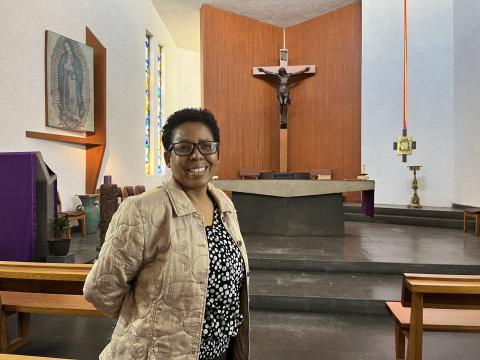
[0,261,100,354]
[385,273,480,360]
[0,354,70,359]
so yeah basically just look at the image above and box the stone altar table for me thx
[211,180,375,237]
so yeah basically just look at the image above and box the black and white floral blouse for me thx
[199,206,245,360]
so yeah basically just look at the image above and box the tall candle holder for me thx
[407,165,422,208]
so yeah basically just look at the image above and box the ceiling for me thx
[151,0,357,52]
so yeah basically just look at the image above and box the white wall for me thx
[0,0,201,210]
[453,1,480,207]
[362,0,454,206]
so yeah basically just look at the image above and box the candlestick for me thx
[103,175,112,185]
[407,165,422,208]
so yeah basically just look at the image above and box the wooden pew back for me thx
[401,273,480,309]
[0,261,92,295]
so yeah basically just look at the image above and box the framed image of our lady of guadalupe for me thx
[46,30,94,132]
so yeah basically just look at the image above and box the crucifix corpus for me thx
[253,46,315,172]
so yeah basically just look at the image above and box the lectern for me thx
[0,152,57,261]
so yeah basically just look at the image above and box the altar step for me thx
[249,257,480,275]
[244,222,480,315]
[249,271,400,315]
[343,203,470,229]
[248,264,480,315]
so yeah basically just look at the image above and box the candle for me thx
[361,165,366,175]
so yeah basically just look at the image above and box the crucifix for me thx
[253,30,315,172]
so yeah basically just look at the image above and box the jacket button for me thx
[236,240,243,246]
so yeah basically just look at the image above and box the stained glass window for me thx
[157,45,164,175]
[145,34,151,174]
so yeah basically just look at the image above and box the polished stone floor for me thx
[245,221,480,264]
[17,220,480,359]
[70,220,480,265]
[10,311,480,360]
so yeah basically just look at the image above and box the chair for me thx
[239,169,260,179]
[57,192,86,237]
[122,186,135,201]
[117,187,123,203]
[464,208,480,236]
[134,185,146,195]
[310,169,332,180]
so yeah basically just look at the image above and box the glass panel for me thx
[157,44,164,174]
[145,34,151,174]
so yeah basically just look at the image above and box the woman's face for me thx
[164,122,219,192]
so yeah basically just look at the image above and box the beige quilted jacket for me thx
[84,177,250,360]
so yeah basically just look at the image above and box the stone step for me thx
[343,203,478,230]
[244,225,480,274]
[249,257,480,275]
[250,270,401,315]
[344,212,467,229]
[344,203,464,219]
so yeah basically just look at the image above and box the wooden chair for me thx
[385,273,480,360]
[310,169,332,180]
[57,192,86,237]
[117,186,123,203]
[122,186,135,201]
[464,208,480,236]
[239,169,260,179]
[134,185,146,195]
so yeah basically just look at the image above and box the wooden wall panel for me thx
[286,2,361,200]
[201,5,283,179]
[286,3,361,176]
[201,2,361,201]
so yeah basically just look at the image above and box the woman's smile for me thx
[187,165,208,175]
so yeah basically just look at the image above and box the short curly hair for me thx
[161,108,220,151]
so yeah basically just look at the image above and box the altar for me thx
[211,180,375,237]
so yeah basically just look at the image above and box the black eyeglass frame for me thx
[168,141,220,156]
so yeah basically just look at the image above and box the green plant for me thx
[54,216,71,239]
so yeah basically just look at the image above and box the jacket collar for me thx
[163,176,235,217]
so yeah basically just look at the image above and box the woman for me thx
[84,108,250,360]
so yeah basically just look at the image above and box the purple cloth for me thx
[0,152,37,261]
[361,189,375,217]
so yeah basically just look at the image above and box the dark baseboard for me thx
[452,203,473,210]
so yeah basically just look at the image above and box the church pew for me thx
[0,354,70,359]
[0,261,100,353]
[385,273,480,360]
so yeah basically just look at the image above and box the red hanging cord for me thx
[403,0,408,130]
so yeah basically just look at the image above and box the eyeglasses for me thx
[168,141,219,156]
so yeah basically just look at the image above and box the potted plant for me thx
[48,216,71,256]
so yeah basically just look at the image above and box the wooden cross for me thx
[253,47,315,172]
